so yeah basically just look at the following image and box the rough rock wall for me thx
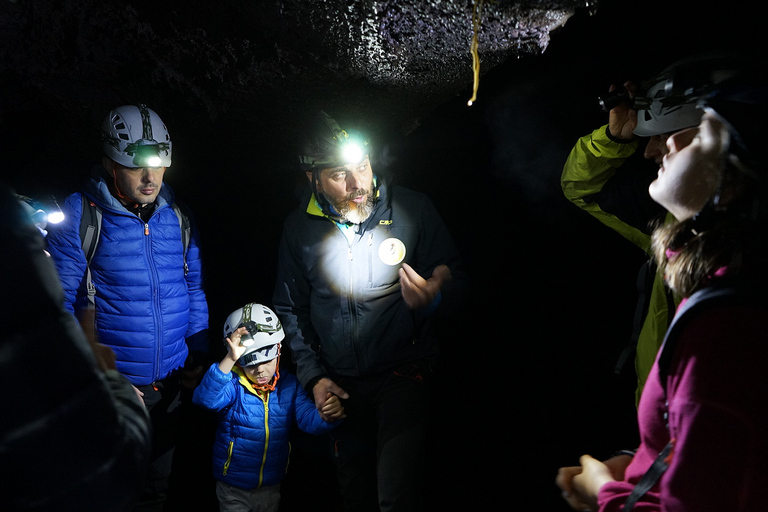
[0,0,594,164]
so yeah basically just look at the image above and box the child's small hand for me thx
[225,326,250,362]
[321,392,346,421]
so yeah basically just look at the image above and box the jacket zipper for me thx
[259,393,270,487]
[223,439,234,475]
[144,218,164,382]
[367,232,373,285]
[347,234,367,372]
[144,216,169,380]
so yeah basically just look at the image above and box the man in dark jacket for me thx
[0,183,151,512]
[45,104,209,511]
[273,111,464,511]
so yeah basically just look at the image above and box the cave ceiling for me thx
[1,0,596,162]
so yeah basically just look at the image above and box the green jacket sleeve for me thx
[560,124,651,253]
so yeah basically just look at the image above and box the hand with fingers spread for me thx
[218,326,249,374]
[398,263,452,310]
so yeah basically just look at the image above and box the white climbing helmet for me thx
[223,303,284,367]
[633,76,703,137]
[634,54,748,137]
[101,104,172,168]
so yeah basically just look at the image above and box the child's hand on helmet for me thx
[224,327,250,362]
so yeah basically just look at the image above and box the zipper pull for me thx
[144,223,149,236]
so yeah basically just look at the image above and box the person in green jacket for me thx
[560,54,745,404]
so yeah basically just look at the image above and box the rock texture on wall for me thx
[0,0,595,162]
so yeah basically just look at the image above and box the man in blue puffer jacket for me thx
[46,104,209,511]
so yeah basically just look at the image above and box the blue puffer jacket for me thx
[192,364,339,490]
[46,169,209,385]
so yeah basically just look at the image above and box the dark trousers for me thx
[331,364,433,512]
[133,372,182,512]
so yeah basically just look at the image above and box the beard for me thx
[331,191,375,224]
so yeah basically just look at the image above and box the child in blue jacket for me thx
[193,303,345,512]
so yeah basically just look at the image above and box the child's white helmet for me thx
[223,303,284,367]
[101,104,172,168]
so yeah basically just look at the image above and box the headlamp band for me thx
[138,104,154,141]
[239,320,282,335]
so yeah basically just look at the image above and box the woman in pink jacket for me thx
[556,68,768,511]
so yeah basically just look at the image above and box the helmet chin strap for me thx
[109,167,153,212]
[111,170,137,208]
[243,354,281,392]
[310,170,337,219]
[310,169,380,224]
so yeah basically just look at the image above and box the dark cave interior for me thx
[1,0,762,509]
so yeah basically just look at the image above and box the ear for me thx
[102,157,115,176]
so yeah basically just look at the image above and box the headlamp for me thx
[125,139,169,168]
[17,194,65,236]
[340,139,365,165]
[297,122,370,170]
[238,320,282,347]
[45,195,65,224]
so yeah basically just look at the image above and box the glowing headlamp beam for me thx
[341,142,365,165]
[126,140,167,168]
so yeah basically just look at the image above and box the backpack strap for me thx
[614,260,678,375]
[171,200,192,276]
[614,260,655,374]
[622,439,676,511]
[656,285,741,382]
[79,195,102,306]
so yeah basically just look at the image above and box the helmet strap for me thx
[109,168,136,207]
[310,169,379,224]
[310,169,345,222]
[241,354,281,393]
[106,162,155,214]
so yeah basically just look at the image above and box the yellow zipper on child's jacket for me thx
[258,390,270,487]
[223,440,234,475]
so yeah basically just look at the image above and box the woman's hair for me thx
[651,101,766,298]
